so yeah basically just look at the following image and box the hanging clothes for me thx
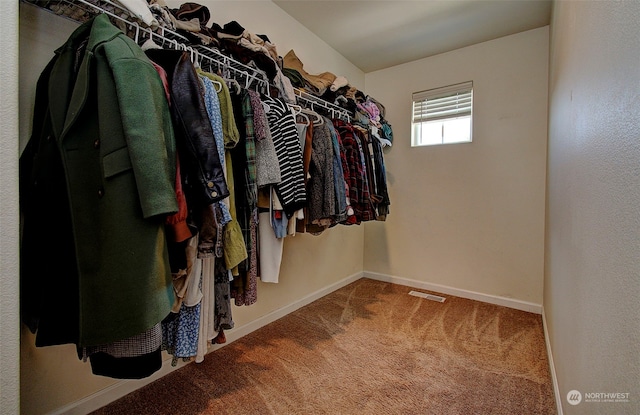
[145,48,230,208]
[162,236,202,365]
[293,113,314,234]
[83,323,163,379]
[332,119,376,224]
[306,118,336,229]
[162,299,201,365]
[325,119,349,223]
[197,73,236,349]
[199,73,233,226]
[23,1,395,382]
[198,71,248,275]
[229,90,259,306]
[258,208,284,283]
[248,90,282,188]
[354,126,378,216]
[262,95,307,217]
[195,256,215,363]
[368,127,391,219]
[20,14,177,348]
[251,89,285,283]
[145,50,237,352]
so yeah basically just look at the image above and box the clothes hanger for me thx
[288,103,302,114]
[133,24,140,44]
[244,71,258,90]
[209,76,223,93]
[191,52,222,93]
[225,78,242,95]
[301,108,323,125]
[297,111,310,126]
[288,104,309,126]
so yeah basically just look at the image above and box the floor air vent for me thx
[409,290,446,303]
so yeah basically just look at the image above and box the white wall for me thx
[364,27,549,305]
[1,1,20,414]
[545,1,640,414]
[18,2,365,414]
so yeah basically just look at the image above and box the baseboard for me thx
[363,271,543,314]
[48,271,364,415]
[542,307,563,415]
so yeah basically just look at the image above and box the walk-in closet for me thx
[5,1,639,414]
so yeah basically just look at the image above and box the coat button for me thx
[211,191,217,198]
[94,139,100,148]
[97,187,105,198]
[207,181,214,188]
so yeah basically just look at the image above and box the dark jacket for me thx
[20,14,177,347]
[145,48,229,209]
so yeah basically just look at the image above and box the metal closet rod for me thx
[25,0,270,91]
[24,0,352,120]
[293,88,351,122]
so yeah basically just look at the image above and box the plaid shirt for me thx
[332,120,375,223]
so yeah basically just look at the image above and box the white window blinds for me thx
[412,81,473,123]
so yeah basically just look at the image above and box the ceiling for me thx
[273,0,552,73]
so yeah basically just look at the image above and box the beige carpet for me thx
[91,278,557,414]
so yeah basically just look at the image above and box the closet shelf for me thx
[24,0,188,44]
[23,0,352,121]
[293,88,351,122]
[23,0,270,92]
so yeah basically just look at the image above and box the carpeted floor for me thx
[90,278,557,415]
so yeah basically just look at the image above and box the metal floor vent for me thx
[409,290,447,303]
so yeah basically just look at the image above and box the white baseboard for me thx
[363,271,543,314]
[48,271,364,415]
[542,308,563,415]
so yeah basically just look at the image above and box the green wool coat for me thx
[20,14,177,347]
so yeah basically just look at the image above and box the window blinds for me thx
[412,81,473,123]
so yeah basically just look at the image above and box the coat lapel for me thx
[47,17,94,142]
[47,46,75,140]
[49,14,120,141]
[60,52,91,140]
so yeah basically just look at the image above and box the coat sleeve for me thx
[109,54,178,218]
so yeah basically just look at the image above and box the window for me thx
[411,81,473,146]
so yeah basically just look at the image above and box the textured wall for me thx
[364,27,549,305]
[545,1,640,414]
[0,0,20,413]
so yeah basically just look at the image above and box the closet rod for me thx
[293,88,351,122]
[24,0,271,89]
[23,0,351,120]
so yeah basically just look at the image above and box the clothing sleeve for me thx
[109,55,178,218]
